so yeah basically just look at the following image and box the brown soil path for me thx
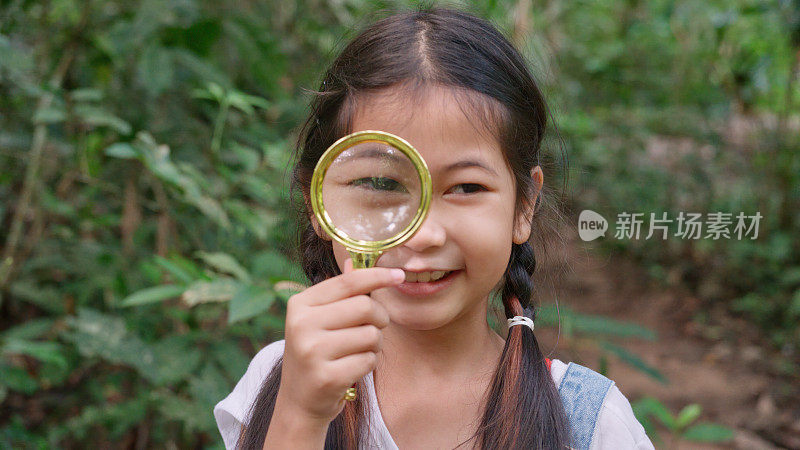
[531,233,798,449]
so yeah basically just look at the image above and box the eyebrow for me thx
[443,159,498,176]
[338,146,498,176]
[336,145,404,164]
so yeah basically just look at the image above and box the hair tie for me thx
[507,315,534,331]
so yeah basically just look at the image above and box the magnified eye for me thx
[350,177,408,193]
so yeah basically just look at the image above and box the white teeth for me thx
[404,271,450,283]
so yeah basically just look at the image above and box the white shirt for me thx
[213,339,654,449]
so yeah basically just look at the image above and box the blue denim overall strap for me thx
[557,362,615,450]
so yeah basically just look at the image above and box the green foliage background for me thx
[1,0,798,447]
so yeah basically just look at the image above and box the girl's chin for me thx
[377,298,461,330]
[387,315,450,331]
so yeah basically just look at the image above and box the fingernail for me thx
[391,269,405,283]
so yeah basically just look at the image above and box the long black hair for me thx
[239,6,571,449]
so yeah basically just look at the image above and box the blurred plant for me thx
[120,251,302,327]
[543,0,800,356]
[539,304,667,384]
[489,293,666,384]
[0,0,360,446]
[632,397,735,446]
[192,82,270,156]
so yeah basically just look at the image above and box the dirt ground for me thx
[532,233,800,450]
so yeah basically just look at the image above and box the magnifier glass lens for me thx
[322,142,422,241]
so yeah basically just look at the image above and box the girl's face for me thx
[319,84,541,330]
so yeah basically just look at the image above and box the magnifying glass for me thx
[310,130,432,402]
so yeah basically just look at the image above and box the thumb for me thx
[343,257,354,274]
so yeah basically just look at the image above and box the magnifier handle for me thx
[347,250,383,269]
[344,384,357,402]
[343,249,384,402]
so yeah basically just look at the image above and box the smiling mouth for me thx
[394,270,461,296]
[403,270,454,283]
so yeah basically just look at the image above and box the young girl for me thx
[214,7,653,450]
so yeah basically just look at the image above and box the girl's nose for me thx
[402,210,446,252]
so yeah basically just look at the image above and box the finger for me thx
[327,351,379,387]
[316,295,390,330]
[323,325,383,360]
[304,267,405,307]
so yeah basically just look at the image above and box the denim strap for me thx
[557,362,614,450]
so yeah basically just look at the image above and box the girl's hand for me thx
[275,258,404,425]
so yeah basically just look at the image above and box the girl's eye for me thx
[449,183,486,195]
[349,177,408,193]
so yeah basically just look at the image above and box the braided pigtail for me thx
[473,241,571,449]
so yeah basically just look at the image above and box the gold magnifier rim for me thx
[310,130,432,253]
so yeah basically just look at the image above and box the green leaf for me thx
[230,143,261,172]
[274,280,305,298]
[631,399,659,444]
[207,82,226,100]
[131,132,231,228]
[63,396,149,440]
[70,88,103,102]
[182,278,241,306]
[1,318,56,341]
[227,90,270,115]
[165,253,209,281]
[252,250,301,281]
[537,305,657,340]
[228,285,276,324]
[137,46,174,96]
[260,313,286,331]
[210,340,250,382]
[33,107,66,124]
[0,363,38,394]
[675,403,702,430]
[633,396,676,430]
[196,251,251,283]
[191,88,215,101]
[154,391,212,433]
[63,308,159,382]
[682,423,735,442]
[119,284,186,307]
[74,105,132,134]
[600,341,668,384]
[788,288,800,318]
[104,142,139,159]
[150,336,203,386]
[173,50,231,88]
[184,193,231,228]
[2,339,68,369]
[224,200,272,241]
[188,362,230,410]
[153,255,196,285]
[9,280,64,314]
[192,82,226,103]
